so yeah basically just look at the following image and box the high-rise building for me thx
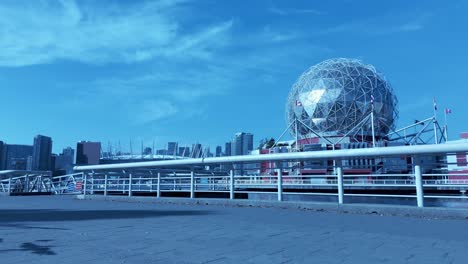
[0,141,6,170]
[50,154,57,171]
[191,143,202,158]
[203,147,211,158]
[231,132,254,174]
[32,135,53,171]
[225,142,232,157]
[5,144,33,170]
[232,132,254,156]
[55,147,75,172]
[62,147,75,158]
[215,146,222,157]
[26,156,33,171]
[167,142,178,156]
[178,146,190,157]
[76,141,101,165]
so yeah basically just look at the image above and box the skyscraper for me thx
[167,142,178,156]
[55,147,75,172]
[215,146,222,157]
[203,147,212,158]
[232,132,254,156]
[232,132,254,175]
[0,141,6,170]
[32,135,53,171]
[178,146,190,157]
[191,143,202,158]
[225,142,232,157]
[5,144,33,170]
[76,141,101,165]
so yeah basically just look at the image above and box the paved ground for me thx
[1,196,467,264]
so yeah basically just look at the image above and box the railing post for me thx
[336,160,344,205]
[149,171,153,193]
[128,172,132,197]
[230,170,235,199]
[104,173,108,196]
[157,172,161,198]
[91,172,95,194]
[8,177,11,195]
[190,171,195,199]
[83,172,87,196]
[25,174,30,193]
[38,175,42,193]
[277,169,283,202]
[414,160,424,207]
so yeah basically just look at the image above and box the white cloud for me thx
[59,62,236,123]
[269,7,322,16]
[399,22,424,32]
[136,100,178,123]
[317,13,431,36]
[0,0,232,67]
[5,0,332,124]
[164,20,233,59]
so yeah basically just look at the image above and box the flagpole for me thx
[371,111,376,148]
[295,117,299,151]
[371,95,376,148]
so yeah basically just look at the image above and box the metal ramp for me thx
[0,170,53,195]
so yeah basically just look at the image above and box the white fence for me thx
[72,143,468,208]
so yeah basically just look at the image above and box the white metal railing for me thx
[64,143,468,207]
[0,171,53,194]
[72,170,468,207]
[51,172,84,194]
[77,174,468,189]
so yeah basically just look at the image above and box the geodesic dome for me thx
[286,58,398,138]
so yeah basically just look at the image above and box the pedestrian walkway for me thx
[0,196,467,263]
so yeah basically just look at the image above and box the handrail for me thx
[74,143,468,171]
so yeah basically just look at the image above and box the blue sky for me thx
[1,0,467,153]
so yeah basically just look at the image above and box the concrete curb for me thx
[76,195,468,220]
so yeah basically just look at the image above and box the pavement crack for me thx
[268,231,289,237]
[202,257,227,263]
[373,242,385,250]
[267,249,285,255]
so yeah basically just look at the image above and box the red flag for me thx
[445,108,452,114]
[433,97,437,111]
[295,100,302,107]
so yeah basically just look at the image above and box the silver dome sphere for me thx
[286,58,398,138]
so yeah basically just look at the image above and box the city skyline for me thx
[0,131,256,173]
[1,0,468,152]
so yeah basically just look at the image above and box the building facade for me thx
[5,144,33,170]
[191,143,202,158]
[225,142,232,157]
[232,132,254,156]
[55,147,75,173]
[178,146,190,157]
[32,135,53,171]
[215,146,222,157]
[0,141,6,170]
[231,132,254,174]
[76,141,101,165]
[167,142,178,156]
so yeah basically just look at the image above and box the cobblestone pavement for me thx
[0,196,467,264]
